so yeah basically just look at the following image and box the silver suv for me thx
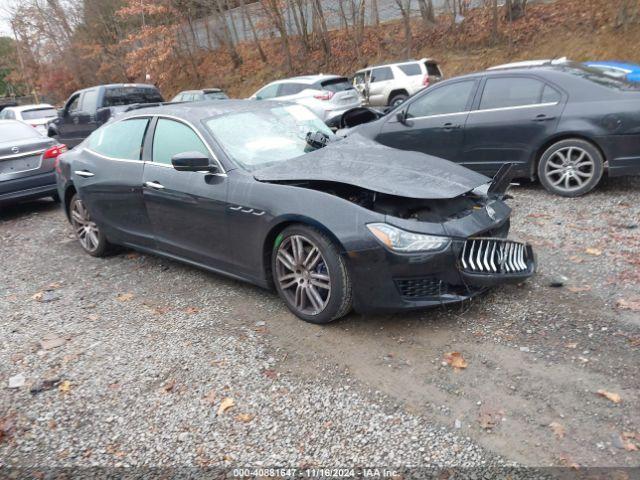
[353,59,443,108]
[249,75,362,123]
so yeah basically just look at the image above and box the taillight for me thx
[314,90,334,101]
[423,75,430,87]
[44,144,68,173]
[44,144,68,160]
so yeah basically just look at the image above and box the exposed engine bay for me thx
[269,180,488,222]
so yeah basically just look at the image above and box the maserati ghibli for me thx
[55,101,535,323]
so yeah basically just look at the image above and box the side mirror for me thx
[57,109,64,118]
[396,110,413,127]
[171,151,217,173]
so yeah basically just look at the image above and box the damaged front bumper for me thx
[346,235,536,314]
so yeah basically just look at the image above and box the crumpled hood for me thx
[253,134,489,199]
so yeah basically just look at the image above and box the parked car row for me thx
[2,56,638,324]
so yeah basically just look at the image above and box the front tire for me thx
[272,225,352,324]
[69,194,111,257]
[389,93,408,108]
[538,139,604,197]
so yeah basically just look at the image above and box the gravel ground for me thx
[1,176,639,472]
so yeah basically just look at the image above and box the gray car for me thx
[0,119,63,205]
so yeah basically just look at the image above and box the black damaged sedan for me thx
[55,101,535,323]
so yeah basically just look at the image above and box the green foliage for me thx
[0,36,17,97]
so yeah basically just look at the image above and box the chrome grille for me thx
[460,238,530,274]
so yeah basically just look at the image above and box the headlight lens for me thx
[367,223,450,252]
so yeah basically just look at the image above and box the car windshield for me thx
[562,63,640,90]
[0,122,40,142]
[21,108,57,120]
[204,91,228,100]
[204,105,334,170]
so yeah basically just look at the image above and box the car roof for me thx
[355,58,435,73]
[78,83,158,93]
[488,58,569,70]
[584,61,640,71]
[270,74,343,85]
[179,88,224,94]
[119,99,293,121]
[7,103,55,112]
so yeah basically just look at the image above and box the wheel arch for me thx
[262,216,347,289]
[387,88,409,104]
[532,133,607,179]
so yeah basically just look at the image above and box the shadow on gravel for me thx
[0,198,61,222]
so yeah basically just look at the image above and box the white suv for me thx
[353,59,443,108]
[249,75,362,123]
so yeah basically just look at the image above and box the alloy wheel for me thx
[543,146,595,193]
[70,198,101,253]
[275,234,331,316]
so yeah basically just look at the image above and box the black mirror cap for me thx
[171,151,217,173]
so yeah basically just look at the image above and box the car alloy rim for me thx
[70,198,100,253]
[275,235,331,316]
[544,146,595,192]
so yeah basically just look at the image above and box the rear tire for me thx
[537,139,603,197]
[272,225,352,324]
[69,194,111,257]
[389,93,408,108]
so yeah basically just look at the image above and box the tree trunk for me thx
[371,0,380,26]
[417,0,435,27]
[491,0,498,41]
[241,0,267,62]
[263,0,293,72]
[311,0,331,61]
[394,0,412,58]
[504,0,527,21]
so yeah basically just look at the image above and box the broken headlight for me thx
[367,223,450,252]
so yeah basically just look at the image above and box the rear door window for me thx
[277,83,305,96]
[21,108,57,120]
[407,80,476,118]
[152,118,209,165]
[480,77,545,110]
[319,77,354,92]
[371,67,394,83]
[86,118,149,160]
[102,87,164,107]
[398,63,421,76]
[425,62,442,76]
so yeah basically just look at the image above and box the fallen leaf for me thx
[58,380,71,393]
[0,414,16,443]
[597,389,621,403]
[116,293,134,302]
[477,408,502,430]
[32,291,60,303]
[126,252,139,259]
[616,298,640,312]
[234,413,254,423]
[585,247,602,256]
[444,351,468,370]
[184,307,200,314]
[163,379,176,393]
[564,342,578,349]
[217,397,234,416]
[263,369,277,379]
[40,336,66,351]
[202,389,216,405]
[568,256,584,264]
[629,337,640,347]
[624,441,639,452]
[549,421,565,439]
[567,286,591,293]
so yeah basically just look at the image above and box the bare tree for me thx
[394,0,412,58]
[417,0,435,27]
[504,0,527,21]
[262,0,293,72]
[240,0,267,62]
[311,0,331,62]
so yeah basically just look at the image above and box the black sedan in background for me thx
[343,62,640,197]
[56,101,535,323]
[0,119,64,205]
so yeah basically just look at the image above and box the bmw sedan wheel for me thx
[69,194,110,257]
[272,225,352,324]
[538,139,604,197]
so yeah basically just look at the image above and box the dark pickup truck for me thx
[48,84,164,148]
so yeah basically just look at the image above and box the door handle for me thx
[74,170,94,178]
[144,181,165,190]
[442,122,461,131]
[532,114,556,122]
